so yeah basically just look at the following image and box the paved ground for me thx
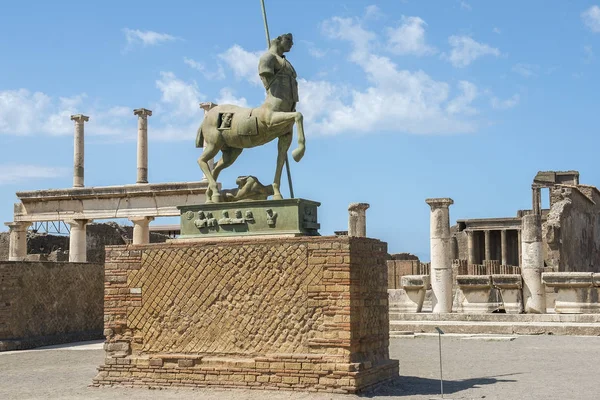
[1,334,598,399]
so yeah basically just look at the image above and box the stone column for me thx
[484,230,491,261]
[501,230,508,265]
[532,185,542,215]
[348,203,370,237]
[4,222,31,261]
[466,230,476,265]
[134,108,152,184]
[70,114,89,188]
[129,216,155,245]
[518,229,522,267]
[199,102,217,179]
[426,198,454,313]
[521,214,546,313]
[67,219,91,262]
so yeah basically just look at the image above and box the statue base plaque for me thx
[178,198,320,238]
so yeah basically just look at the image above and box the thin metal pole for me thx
[438,331,444,398]
[259,0,295,199]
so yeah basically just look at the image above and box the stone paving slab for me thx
[1,336,600,399]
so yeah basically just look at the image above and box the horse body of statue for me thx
[197,33,305,203]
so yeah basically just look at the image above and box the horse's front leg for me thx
[198,142,221,203]
[273,132,293,200]
[291,112,305,162]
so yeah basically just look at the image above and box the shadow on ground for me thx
[361,373,521,397]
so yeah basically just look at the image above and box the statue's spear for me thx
[260,0,295,199]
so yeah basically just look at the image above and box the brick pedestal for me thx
[93,236,398,394]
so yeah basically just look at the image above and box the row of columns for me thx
[427,197,546,314]
[465,229,521,266]
[4,216,155,262]
[69,109,153,188]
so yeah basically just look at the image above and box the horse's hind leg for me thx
[212,147,243,183]
[198,142,221,203]
[273,132,293,200]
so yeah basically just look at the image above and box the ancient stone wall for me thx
[544,186,600,272]
[0,261,104,351]
[93,236,398,393]
[0,232,8,261]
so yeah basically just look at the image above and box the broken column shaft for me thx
[70,114,89,188]
[129,216,155,245]
[521,214,546,313]
[348,203,370,237]
[426,198,454,313]
[134,108,152,184]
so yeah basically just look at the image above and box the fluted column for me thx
[129,216,155,245]
[521,214,546,313]
[70,114,89,188]
[4,222,31,261]
[67,219,91,262]
[532,185,542,215]
[134,108,152,184]
[426,198,454,313]
[348,203,370,237]
[484,230,491,261]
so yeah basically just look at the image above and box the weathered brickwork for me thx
[0,261,104,351]
[93,236,398,393]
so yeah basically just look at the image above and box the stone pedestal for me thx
[93,236,399,393]
[492,274,523,314]
[388,275,430,313]
[178,199,320,238]
[425,198,454,313]
[521,214,546,313]
[4,222,31,261]
[454,275,502,313]
[542,272,600,313]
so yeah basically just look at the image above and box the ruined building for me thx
[452,170,600,273]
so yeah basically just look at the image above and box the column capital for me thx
[129,216,155,224]
[200,102,218,112]
[348,202,370,212]
[425,198,454,210]
[70,114,89,123]
[133,108,153,117]
[65,219,92,228]
[4,221,31,231]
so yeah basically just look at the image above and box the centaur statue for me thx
[196,33,305,203]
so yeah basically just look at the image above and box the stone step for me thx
[389,311,600,323]
[390,319,600,336]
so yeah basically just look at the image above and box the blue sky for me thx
[1,1,599,260]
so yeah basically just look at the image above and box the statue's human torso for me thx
[259,52,299,105]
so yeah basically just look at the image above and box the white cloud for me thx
[292,17,481,135]
[460,1,472,11]
[218,45,262,86]
[216,88,249,108]
[183,57,225,80]
[155,71,202,118]
[582,5,600,32]
[364,5,383,20]
[122,28,178,48]
[386,16,437,56]
[0,164,69,185]
[512,63,539,78]
[445,35,500,67]
[584,45,594,61]
[491,94,520,110]
[493,27,501,34]
[446,81,478,115]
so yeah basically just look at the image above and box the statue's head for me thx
[271,33,293,53]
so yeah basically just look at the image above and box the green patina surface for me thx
[178,198,320,238]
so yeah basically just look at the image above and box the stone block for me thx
[543,272,600,313]
[388,275,430,313]
[492,274,523,314]
[454,275,502,313]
